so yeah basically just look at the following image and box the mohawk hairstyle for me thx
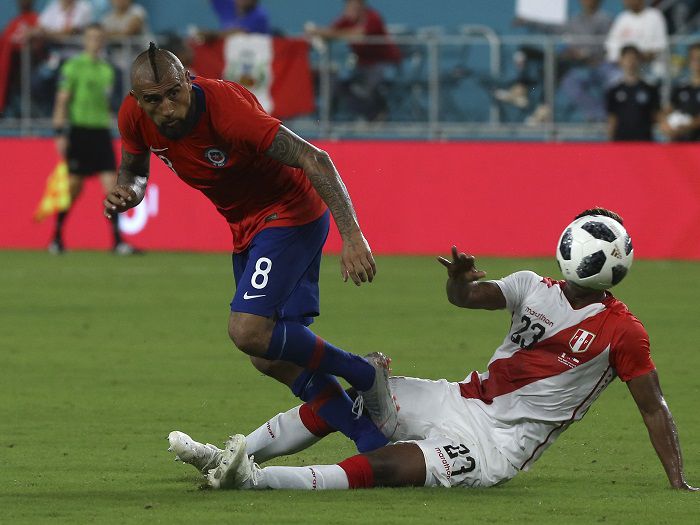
[574,207,624,225]
[147,42,160,83]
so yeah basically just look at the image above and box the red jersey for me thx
[2,11,39,47]
[333,8,401,65]
[118,77,327,252]
[0,11,39,110]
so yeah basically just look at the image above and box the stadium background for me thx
[2,1,698,523]
[0,0,629,39]
[1,0,699,258]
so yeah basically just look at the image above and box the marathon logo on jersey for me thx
[205,148,228,167]
[434,447,452,479]
[557,352,581,369]
[569,329,596,353]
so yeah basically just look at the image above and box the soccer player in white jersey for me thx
[169,208,697,492]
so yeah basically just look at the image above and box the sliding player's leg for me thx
[168,370,412,475]
[208,387,514,491]
[209,437,427,490]
[206,375,475,490]
[167,401,332,473]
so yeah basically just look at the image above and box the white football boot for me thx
[167,431,222,474]
[207,434,258,489]
[357,352,399,439]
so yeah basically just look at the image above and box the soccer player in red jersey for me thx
[170,209,697,492]
[105,44,394,453]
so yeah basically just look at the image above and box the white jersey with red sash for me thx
[458,271,655,470]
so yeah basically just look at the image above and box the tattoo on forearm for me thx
[307,153,358,236]
[266,127,358,236]
[118,149,150,202]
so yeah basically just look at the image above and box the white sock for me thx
[249,465,349,490]
[245,406,321,463]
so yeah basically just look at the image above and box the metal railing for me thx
[3,32,699,141]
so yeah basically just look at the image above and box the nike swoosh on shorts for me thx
[243,292,266,300]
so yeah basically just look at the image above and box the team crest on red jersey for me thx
[569,329,596,353]
[205,148,228,167]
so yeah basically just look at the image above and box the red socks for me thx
[298,402,335,437]
[338,455,375,489]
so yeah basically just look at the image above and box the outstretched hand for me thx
[437,246,486,282]
[103,185,137,219]
[341,230,376,286]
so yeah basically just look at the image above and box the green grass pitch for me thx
[1,251,697,524]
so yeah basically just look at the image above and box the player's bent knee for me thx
[249,355,275,375]
[227,322,260,354]
[228,313,273,356]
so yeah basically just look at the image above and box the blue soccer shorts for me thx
[230,210,330,326]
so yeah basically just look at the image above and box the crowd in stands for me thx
[2,0,700,141]
[0,0,151,117]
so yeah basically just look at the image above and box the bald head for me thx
[130,43,195,140]
[131,43,186,88]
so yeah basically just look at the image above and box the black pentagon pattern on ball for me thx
[624,235,633,255]
[581,221,617,242]
[559,228,573,260]
[576,250,606,278]
[611,265,628,285]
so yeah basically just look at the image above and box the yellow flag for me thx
[33,161,71,222]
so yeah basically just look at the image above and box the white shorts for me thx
[389,376,518,488]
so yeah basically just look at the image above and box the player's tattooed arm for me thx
[103,148,150,219]
[627,371,698,491]
[266,126,358,235]
[265,125,376,285]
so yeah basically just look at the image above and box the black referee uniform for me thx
[606,80,660,141]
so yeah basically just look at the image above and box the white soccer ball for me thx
[556,215,634,290]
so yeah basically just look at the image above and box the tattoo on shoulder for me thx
[265,126,311,167]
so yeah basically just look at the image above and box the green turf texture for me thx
[1,251,697,524]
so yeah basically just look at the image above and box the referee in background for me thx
[51,22,138,255]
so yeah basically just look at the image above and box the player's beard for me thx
[157,98,198,140]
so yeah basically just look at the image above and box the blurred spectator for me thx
[605,0,668,81]
[36,0,94,37]
[102,0,148,36]
[606,45,661,141]
[50,23,136,255]
[305,0,401,121]
[658,0,700,34]
[102,0,150,111]
[201,0,270,38]
[31,0,95,116]
[0,0,40,116]
[660,43,700,142]
[495,0,612,123]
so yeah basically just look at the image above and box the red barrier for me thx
[3,139,700,259]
